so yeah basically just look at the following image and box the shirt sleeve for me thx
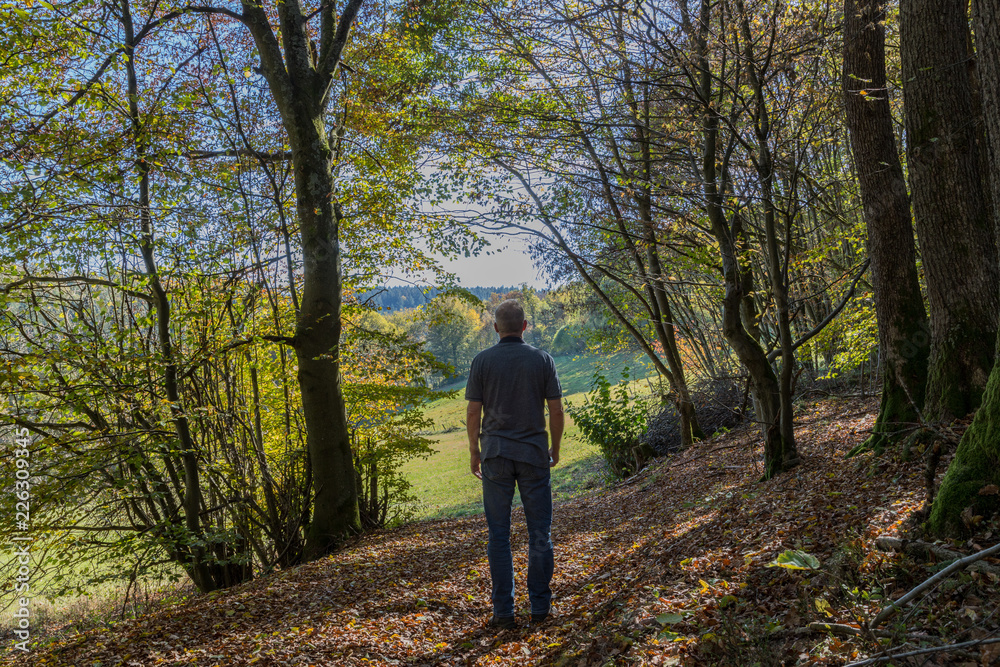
[544,354,562,399]
[465,355,484,401]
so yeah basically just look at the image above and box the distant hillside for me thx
[360,285,524,312]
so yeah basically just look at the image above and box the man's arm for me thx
[467,400,483,479]
[547,397,564,467]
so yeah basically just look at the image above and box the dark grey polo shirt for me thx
[465,336,562,469]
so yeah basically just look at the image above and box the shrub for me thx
[566,369,654,477]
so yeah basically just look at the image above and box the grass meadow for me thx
[401,351,658,519]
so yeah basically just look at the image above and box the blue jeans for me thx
[481,456,553,618]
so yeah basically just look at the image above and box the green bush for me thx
[566,369,653,477]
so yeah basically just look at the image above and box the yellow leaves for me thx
[815,598,833,617]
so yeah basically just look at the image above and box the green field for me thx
[401,351,658,519]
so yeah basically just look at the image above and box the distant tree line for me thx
[362,284,593,387]
[361,285,520,313]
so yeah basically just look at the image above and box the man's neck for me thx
[498,334,524,343]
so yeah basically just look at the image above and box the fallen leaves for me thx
[8,397,991,667]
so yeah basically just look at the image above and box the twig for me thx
[843,636,1000,666]
[869,541,1000,628]
[807,622,860,636]
[802,623,929,640]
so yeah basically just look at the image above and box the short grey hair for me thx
[494,299,526,334]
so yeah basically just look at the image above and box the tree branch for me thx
[186,148,292,161]
[869,541,1000,628]
[844,636,1000,667]
[767,258,870,363]
[0,274,153,302]
[319,0,365,87]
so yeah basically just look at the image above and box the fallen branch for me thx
[874,535,1000,574]
[806,622,860,636]
[869,541,1000,628]
[844,636,1000,667]
[804,623,935,640]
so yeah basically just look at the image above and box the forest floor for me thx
[5,396,1000,666]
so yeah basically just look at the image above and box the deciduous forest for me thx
[1,0,999,664]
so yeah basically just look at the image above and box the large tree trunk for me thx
[843,0,930,451]
[295,180,362,558]
[241,0,364,558]
[901,0,999,421]
[928,0,1000,535]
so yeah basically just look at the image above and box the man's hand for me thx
[547,398,564,468]
[467,400,483,479]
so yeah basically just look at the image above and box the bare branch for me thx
[0,274,153,303]
[767,258,870,363]
[844,636,1000,667]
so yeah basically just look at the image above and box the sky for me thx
[435,232,545,288]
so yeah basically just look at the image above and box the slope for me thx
[6,397,998,666]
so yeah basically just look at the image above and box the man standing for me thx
[466,299,564,630]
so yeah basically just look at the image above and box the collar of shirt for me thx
[499,335,525,344]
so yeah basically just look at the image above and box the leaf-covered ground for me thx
[6,397,1000,666]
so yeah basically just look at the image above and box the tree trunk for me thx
[843,0,930,451]
[901,0,999,421]
[121,0,241,593]
[641,204,705,447]
[623,68,705,448]
[928,0,1000,535]
[240,0,364,558]
[694,0,794,478]
[292,147,362,558]
[735,0,799,471]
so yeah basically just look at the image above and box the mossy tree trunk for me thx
[901,0,999,421]
[843,0,930,451]
[928,0,1000,535]
[240,0,364,558]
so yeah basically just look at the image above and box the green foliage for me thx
[566,369,653,478]
[767,550,822,570]
[342,323,450,528]
[810,292,879,379]
[0,0,486,592]
[552,324,586,355]
[416,294,485,382]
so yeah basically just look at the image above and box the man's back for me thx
[465,337,562,470]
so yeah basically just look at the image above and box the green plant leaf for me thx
[815,598,832,616]
[656,613,684,625]
[766,550,820,570]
